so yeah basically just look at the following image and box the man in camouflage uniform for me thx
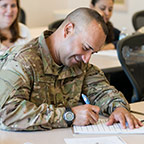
[0,8,142,131]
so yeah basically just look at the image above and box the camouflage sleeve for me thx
[83,64,130,116]
[0,59,67,131]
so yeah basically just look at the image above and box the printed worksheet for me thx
[64,136,126,144]
[73,119,144,134]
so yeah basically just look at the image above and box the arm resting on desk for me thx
[0,60,130,131]
[82,64,130,116]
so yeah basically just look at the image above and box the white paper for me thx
[94,50,118,57]
[73,119,144,134]
[64,136,126,144]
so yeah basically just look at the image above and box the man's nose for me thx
[82,52,92,63]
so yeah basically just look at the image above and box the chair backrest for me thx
[132,10,144,31]
[117,33,144,102]
[48,19,64,31]
[19,8,26,24]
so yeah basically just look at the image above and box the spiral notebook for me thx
[73,119,144,134]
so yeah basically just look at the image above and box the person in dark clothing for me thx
[90,0,120,50]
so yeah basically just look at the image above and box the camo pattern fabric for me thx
[0,30,130,131]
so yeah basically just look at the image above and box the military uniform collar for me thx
[38,30,83,79]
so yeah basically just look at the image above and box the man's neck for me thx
[45,35,61,65]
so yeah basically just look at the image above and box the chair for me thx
[132,10,144,31]
[19,8,26,24]
[48,19,64,31]
[117,33,144,102]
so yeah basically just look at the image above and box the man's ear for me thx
[63,22,74,38]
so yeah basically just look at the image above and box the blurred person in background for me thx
[90,0,120,50]
[0,0,31,55]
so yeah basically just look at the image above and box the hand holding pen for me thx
[81,94,143,128]
[71,94,100,126]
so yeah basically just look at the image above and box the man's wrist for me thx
[112,105,130,112]
[63,107,75,127]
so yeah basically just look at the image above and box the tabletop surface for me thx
[89,50,121,69]
[0,102,144,144]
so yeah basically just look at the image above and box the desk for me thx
[0,102,144,144]
[89,50,121,72]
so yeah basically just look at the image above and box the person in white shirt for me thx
[0,0,31,55]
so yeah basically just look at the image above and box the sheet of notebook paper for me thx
[64,136,126,144]
[73,119,144,134]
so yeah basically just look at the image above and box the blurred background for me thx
[21,0,144,34]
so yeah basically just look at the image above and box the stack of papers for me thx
[73,119,144,134]
[94,50,118,57]
[64,136,126,144]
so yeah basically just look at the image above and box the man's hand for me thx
[107,107,143,129]
[72,104,100,126]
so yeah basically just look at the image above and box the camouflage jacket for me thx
[0,31,130,131]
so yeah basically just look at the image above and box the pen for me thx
[130,110,144,116]
[125,120,144,127]
[82,94,90,104]
[141,120,144,123]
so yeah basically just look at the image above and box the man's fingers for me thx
[72,104,100,126]
[106,115,115,126]
[119,116,127,129]
[89,110,99,123]
[89,117,97,125]
[91,105,100,114]
[126,116,143,129]
[108,107,144,129]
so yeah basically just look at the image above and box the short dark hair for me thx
[63,7,108,36]
[91,0,114,6]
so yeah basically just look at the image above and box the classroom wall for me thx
[21,0,144,34]
[111,0,144,34]
[20,0,67,28]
